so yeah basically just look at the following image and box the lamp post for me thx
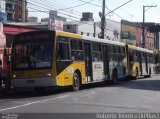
[142,5,157,48]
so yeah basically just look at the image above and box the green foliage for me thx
[155,52,160,64]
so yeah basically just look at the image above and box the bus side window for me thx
[57,42,70,60]
[70,39,84,61]
[92,43,102,61]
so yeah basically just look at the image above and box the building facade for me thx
[5,0,15,21]
[48,10,66,22]
[0,0,27,22]
[63,21,101,38]
[104,19,121,42]
[0,0,6,13]
[14,0,27,22]
[146,31,155,50]
[27,17,38,23]
[121,20,136,45]
[64,13,121,42]
[136,25,148,48]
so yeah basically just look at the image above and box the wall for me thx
[14,0,27,22]
[64,21,101,38]
[78,22,101,38]
[63,24,78,34]
[105,19,121,42]
[146,31,155,50]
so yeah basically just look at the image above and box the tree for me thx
[155,52,160,64]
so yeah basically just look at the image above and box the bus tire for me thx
[125,75,131,81]
[149,68,151,77]
[4,77,11,93]
[132,68,138,80]
[0,78,2,89]
[111,70,118,84]
[72,72,80,91]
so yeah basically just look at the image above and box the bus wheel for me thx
[4,77,11,93]
[72,73,80,91]
[0,78,2,89]
[149,68,151,77]
[111,70,118,84]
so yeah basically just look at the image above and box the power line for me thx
[30,0,82,17]
[32,0,82,16]
[57,0,94,11]
[105,0,134,16]
[39,0,100,21]
[78,0,102,7]
[27,1,83,20]
[78,0,125,19]
[105,0,139,21]
[45,0,82,14]
[27,0,124,36]
[28,6,97,27]
[27,6,80,20]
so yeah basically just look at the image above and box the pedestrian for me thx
[0,59,2,88]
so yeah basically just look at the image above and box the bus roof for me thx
[128,44,153,53]
[56,30,82,39]
[55,31,125,46]
[82,35,125,46]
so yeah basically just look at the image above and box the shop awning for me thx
[0,31,6,48]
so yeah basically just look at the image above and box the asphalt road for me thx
[0,74,160,114]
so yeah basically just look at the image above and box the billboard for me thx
[121,20,136,45]
[48,19,63,31]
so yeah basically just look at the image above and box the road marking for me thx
[59,102,151,110]
[80,90,96,97]
[72,90,96,98]
[0,95,69,112]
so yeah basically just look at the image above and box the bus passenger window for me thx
[58,43,70,60]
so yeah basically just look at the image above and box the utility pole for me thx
[100,0,133,39]
[142,5,157,48]
[93,22,96,37]
[101,0,105,39]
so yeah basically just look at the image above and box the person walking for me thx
[0,59,2,89]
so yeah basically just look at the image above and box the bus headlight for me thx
[13,74,16,78]
[44,73,51,77]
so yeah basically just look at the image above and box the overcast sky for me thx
[28,0,160,23]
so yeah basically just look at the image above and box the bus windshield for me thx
[12,33,53,70]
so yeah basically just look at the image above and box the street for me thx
[0,74,160,113]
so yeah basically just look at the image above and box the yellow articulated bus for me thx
[126,45,155,80]
[11,30,154,91]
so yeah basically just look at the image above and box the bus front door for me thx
[84,42,92,82]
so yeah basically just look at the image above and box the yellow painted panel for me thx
[56,62,86,86]
[55,31,82,39]
[131,62,141,77]
[128,44,138,50]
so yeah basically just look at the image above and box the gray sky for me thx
[28,0,160,23]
